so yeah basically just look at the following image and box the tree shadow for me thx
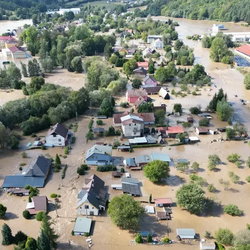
[202,199,223,217]
[5,212,18,220]
[226,188,239,193]
[166,175,186,186]
[238,181,245,185]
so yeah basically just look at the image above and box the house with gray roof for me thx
[135,155,151,167]
[2,156,51,188]
[86,145,112,166]
[46,123,69,146]
[121,177,141,196]
[76,174,108,216]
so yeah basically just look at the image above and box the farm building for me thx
[176,229,196,239]
[73,217,92,236]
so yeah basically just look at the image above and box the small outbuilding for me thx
[176,228,196,239]
[159,87,170,100]
[200,240,216,250]
[144,206,155,214]
[154,198,172,207]
[123,158,136,167]
[92,128,104,133]
[150,153,171,162]
[121,177,141,196]
[112,171,123,178]
[73,217,92,236]
[26,196,48,215]
[134,155,151,166]
[196,127,209,135]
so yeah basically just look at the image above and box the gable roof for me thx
[2,176,46,188]
[159,87,169,98]
[127,89,147,98]
[133,67,147,74]
[150,153,171,162]
[142,86,161,94]
[167,126,184,134]
[236,44,250,57]
[47,123,68,139]
[143,75,157,84]
[121,114,144,125]
[134,96,147,108]
[137,61,149,68]
[33,196,48,212]
[86,145,112,159]
[0,36,16,41]
[9,46,25,53]
[25,156,52,177]
[113,112,154,124]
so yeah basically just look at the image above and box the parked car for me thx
[125,173,131,178]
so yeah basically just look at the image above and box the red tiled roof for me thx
[9,46,25,53]
[127,89,147,98]
[155,198,172,205]
[167,126,184,134]
[137,61,149,68]
[197,127,209,132]
[236,45,250,57]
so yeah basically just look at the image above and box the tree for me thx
[176,133,186,143]
[154,109,165,124]
[148,58,155,74]
[147,233,152,243]
[1,223,13,245]
[14,230,27,245]
[217,99,233,121]
[202,35,211,48]
[155,66,169,83]
[28,59,41,77]
[174,39,183,50]
[108,194,144,231]
[21,62,28,77]
[215,228,234,245]
[69,87,90,114]
[137,102,153,113]
[208,154,221,171]
[27,76,45,95]
[191,162,199,172]
[23,210,31,219]
[224,204,243,216]
[86,131,94,140]
[36,211,47,221]
[71,56,83,73]
[176,183,205,214]
[244,71,250,90]
[173,103,182,114]
[144,160,170,183]
[77,165,87,175]
[55,154,61,165]
[104,43,113,60]
[234,230,250,248]
[100,98,114,117]
[37,230,51,250]
[41,216,58,248]
[227,153,241,163]
[176,162,189,172]
[25,237,37,250]
[135,233,143,243]
[207,184,216,192]
[0,204,7,219]
[226,128,236,140]
[189,106,201,114]
[123,59,137,76]
[41,57,54,73]
[132,78,142,89]
[199,118,210,126]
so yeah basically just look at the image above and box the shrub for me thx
[50,193,57,198]
[71,230,74,236]
[96,119,103,125]
[113,140,120,147]
[84,233,90,237]
[19,167,23,171]
[14,231,27,245]
[191,162,199,172]
[147,233,152,243]
[227,153,241,163]
[23,210,31,219]
[120,168,125,173]
[246,176,250,182]
[207,184,216,192]
[97,164,117,172]
[28,197,32,203]
[162,237,169,243]
[77,165,86,175]
[31,133,37,137]
[182,122,192,128]
[61,165,67,179]
[64,146,69,155]
[88,119,94,129]
[41,145,46,150]
[224,204,242,216]
[54,163,61,173]
[0,204,7,219]
[21,152,27,158]
[189,107,201,114]
[176,162,189,173]
[135,233,143,243]
[199,118,210,126]
[36,211,46,221]
[120,102,129,108]
[74,124,78,132]
[86,131,94,140]
[215,228,234,245]
[205,231,211,238]
[71,136,76,144]
[19,163,26,167]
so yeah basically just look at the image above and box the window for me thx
[85,205,89,209]
[53,134,56,137]
[92,207,94,209]
[58,139,61,142]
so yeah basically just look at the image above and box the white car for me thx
[125,173,131,178]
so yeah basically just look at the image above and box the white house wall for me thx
[46,134,65,146]
[122,122,143,137]
[77,203,99,216]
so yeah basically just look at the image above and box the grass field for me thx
[65,0,124,9]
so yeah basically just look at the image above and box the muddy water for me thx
[0,19,32,35]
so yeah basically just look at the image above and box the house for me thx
[9,46,27,59]
[151,39,164,49]
[189,136,200,143]
[3,156,52,188]
[0,36,16,50]
[143,86,161,95]
[143,75,157,87]
[147,35,163,43]
[166,126,184,138]
[196,127,209,135]
[85,145,112,166]
[26,196,48,215]
[134,96,147,110]
[187,116,194,123]
[126,89,148,103]
[133,67,147,77]
[121,114,144,137]
[142,47,156,58]
[46,123,69,147]
[176,229,196,239]
[200,240,216,250]
[153,103,166,113]
[73,217,92,236]
[76,174,108,216]
[5,39,19,49]
[159,87,170,100]
[123,158,136,167]
[135,155,151,166]
[137,61,149,70]
[154,198,172,207]
[121,177,141,196]
[235,44,250,60]
[150,153,171,162]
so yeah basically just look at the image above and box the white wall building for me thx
[151,39,164,49]
[147,35,163,43]
[121,114,144,137]
[46,123,68,147]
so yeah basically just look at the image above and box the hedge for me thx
[97,165,117,172]
[61,165,67,179]
[131,144,163,148]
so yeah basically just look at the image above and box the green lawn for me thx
[65,0,124,10]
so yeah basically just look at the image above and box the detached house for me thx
[126,89,148,103]
[86,145,112,166]
[46,123,69,147]
[133,67,147,77]
[143,75,158,87]
[151,39,164,49]
[121,114,144,137]
[76,174,108,216]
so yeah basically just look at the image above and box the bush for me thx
[86,131,94,140]
[23,210,31,219]
[199,118,210,126]
[96,119,103,125]
[71,230,74,236]
[0,204,7,219]
[21,152,27,158]
[77,165,87,175]
[19,163,26,167]
[35,211,46,221]
[215,228,234,245]
[50,193,57,198]
[28,196,32,203]
[120,168,125,173]
[205,231,211,238]
[224,204,242,216]
[162,237,169,243]
[135,233,143,243]
[84,233,90,237]
[246,176,250,182]
[147,233,152,243]
[64,146,69,155]
[54,163,61,173]
[120,102,129,108]
[207,184,216,192]
[74,124,78,132]
[41,145,46,150]
[97,164,117,172]
[61,165,67,179]
[31,133,37,137]
[14,231,27,245]
[189,107,201,114]
[182,122,192,128]
[19,167,23,171]
[88,119,94,129]
[71,136,76,144]
[227,153,241,163]
[113,140,120,147]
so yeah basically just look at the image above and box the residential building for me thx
[154,198,172,207]
[76,174,108,216]
[0,36,16,50]
[196,127,209,135]
[134,155,151,166]
[235,44,250,59]
[3,156,52,188]
[137,61,149,70]
[133,67,147,77]
[134,96,147,110]
[121,114,144,137]
[26,196,48,215]
[142,47,156,58]
[123,158,136,167]
[159,87,170,99]
[176,229,196,239]
[86,145,112,166]
[150,153,171,162]
[166,126,184,138]
[46,123,69,147]
[147,35,163,43]
[126,89,148,103]
[121,177,141,196]
[9,46,27,59]
[142,86,161,95]
[151,39,164,49]
[143,75,157,87]
[73,217,92,236]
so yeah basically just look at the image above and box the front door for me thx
[90,211,94,216]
